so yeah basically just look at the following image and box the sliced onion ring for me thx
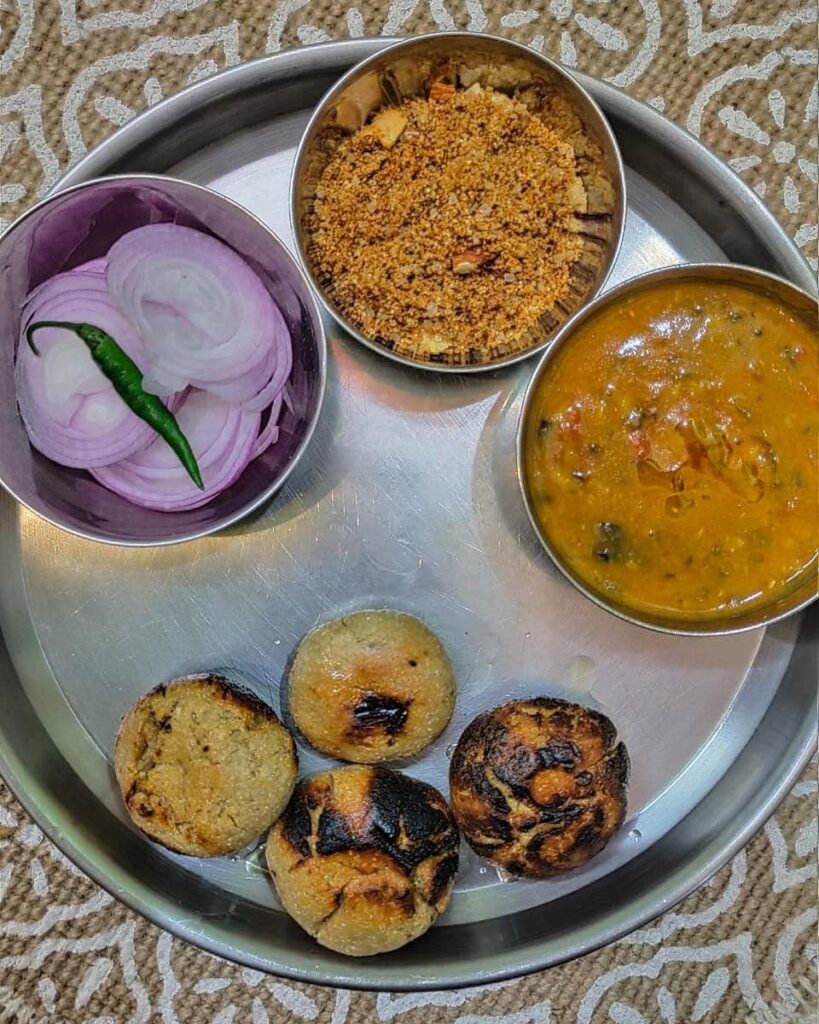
[253,394,283,459]
[105,224,292,407]
[18,228,294,510]
[91,390,261,511]
[16,273,177,468]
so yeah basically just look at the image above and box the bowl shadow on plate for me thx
[471,377,565,586]
[328,322,519,415]
[218,359,344,540]
[219,318,523,538]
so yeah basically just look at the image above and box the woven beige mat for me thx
[1,2,818,1022]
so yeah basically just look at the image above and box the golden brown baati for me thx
[115,673,297,857]
[266,765,459,955]
[288,610,455,763]
[449,697,629,877]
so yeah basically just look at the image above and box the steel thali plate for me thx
[0,39,815,990]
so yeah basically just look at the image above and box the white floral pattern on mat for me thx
[62,24,241,160]
[0,84,60,231]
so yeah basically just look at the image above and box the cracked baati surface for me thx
[114,674,297,857]
[265,765,459,956]
[288,610,455,763]
[449,698,629,877]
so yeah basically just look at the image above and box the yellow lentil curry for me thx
[524,280,818,620]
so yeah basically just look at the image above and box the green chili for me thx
[26,320,204,490]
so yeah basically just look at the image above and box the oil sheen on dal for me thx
[524,281,818,619]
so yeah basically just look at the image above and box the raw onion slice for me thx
[17,234,294,510]
[70,257,107,275]
[243,339,292,413]
[282,381,306,419]
[261,273,303,332]
[105,224,292,405]
[253,394,283,459]
[16,275,175,468]
[91,390,261,512]
[22,268,109,322]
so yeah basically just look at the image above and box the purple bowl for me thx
[0,175,326,546]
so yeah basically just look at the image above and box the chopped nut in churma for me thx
[307,83,601,366]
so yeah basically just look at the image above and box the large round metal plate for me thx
[0,39,815,990]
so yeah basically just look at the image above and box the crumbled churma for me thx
[307,84,592,365]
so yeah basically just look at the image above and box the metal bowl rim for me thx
[0,172,328,548]
[289,30,627,375]
[516,260,819,637]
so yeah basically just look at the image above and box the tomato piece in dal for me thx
[524,280,818,619]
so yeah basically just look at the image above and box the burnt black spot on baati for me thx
[538,738,580,770]
[268,765,460,952]
[280,787,313,859]
[429,853,459,905]
[394,888,417,916]
[369,768,458,872]
[492,743,542,793]
[453,754,511,816]
[537,803,584,826]
[205,674,282,724]
[149,674,282,725]
[316,808,359,856]
[574,823,601,848]
[525,832,549,858]
[350,693,410,736]
[449,698,629,878]
[282,767,459,874]
[604,743,631,788]
[484,814,514,842]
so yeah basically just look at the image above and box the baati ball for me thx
[449,697,628,877]
[288,610,455,763]
[266,764,460,955]
[114,673,297,857]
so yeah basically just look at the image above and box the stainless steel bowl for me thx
[518,263,818,636]
[0,175,326,547]
[291,32,626,373]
